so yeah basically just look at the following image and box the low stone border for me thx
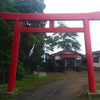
[34,71,46,77]
[0,89,19,97]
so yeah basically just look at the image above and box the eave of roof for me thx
[61,55,80,58]
[92,50,100,54]
[50,49,83,56]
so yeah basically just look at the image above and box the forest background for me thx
[0,0,81,83]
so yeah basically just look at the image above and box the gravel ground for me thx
[17,70,100,100]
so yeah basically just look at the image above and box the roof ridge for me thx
[50,49,83,56]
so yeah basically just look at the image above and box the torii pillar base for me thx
[0,89,19,97]
[87,90,100,99]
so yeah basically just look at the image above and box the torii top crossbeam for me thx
[0,11,100,20]
[1,11,100,33]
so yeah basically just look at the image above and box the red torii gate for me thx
[0,11,99,93]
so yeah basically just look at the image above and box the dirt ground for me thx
[17,70,100,100]
[47,70,100,79]
[47,70,88,77]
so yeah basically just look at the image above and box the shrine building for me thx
[49,49,83,72]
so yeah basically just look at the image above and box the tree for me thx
[0,0,46,81]
[45,35,56,51]
[0,0,18,82]
[53,21,81,51]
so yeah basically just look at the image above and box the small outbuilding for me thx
[49,49,83,72]
[93,50,100,68]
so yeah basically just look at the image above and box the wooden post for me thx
[3,68,6,90]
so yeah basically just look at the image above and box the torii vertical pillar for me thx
[84,19,96,92]
[7,19,21,91]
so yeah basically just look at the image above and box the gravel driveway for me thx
[17,71,100,100]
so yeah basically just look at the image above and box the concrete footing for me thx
[87,90,100,99]
[0,89,19,97]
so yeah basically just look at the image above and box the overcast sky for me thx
[44,0,100,54]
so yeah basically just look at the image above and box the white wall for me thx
[63,52,74,54]
[55,55,62,60]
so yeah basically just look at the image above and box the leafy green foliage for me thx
[0,0,47,83]
[40,53,49,70]
[0,74,54,91]
[16,61,27,80]
[0,75,54,99]
[40,61,48,70]
[45,35,56,51]
[0,0,81,86]
[82,56,87,66]
[53,21,81,51]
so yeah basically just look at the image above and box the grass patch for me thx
[96,83,100,90]
[15,75,54,90]
[78,82,100,100]
[0,84,8,91]
[78,86,88,100]
[0,75,54,99]
[78,93,84,97]
[57,74,88,79]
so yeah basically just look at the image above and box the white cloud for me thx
[44,0,100,13]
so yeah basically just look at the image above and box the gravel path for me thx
[17,72,100,100]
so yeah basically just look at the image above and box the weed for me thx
[78,83,100,100]
[89,98,92,100]
[78,93,83,97]
[96,83,100,90]
[94,98,100,100]
[0,75,54,99]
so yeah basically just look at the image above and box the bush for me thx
[16,61,27,80]
[82,56,87,66]
[40,61,48,70]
